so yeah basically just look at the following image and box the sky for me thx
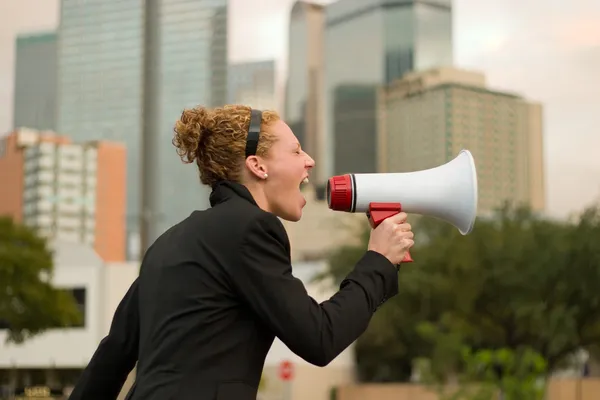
[0,0,599,219]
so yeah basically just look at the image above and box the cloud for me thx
[557,18,600,48]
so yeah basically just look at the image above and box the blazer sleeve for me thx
[68,278,140,400]
[233,212,399,367]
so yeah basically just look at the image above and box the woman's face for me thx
[260,120,315,221]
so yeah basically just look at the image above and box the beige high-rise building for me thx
[286,1,326,187]
[377,66,545,214]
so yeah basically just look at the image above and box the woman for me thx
[69,105,413,400]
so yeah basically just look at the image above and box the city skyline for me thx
[1,0,599,220]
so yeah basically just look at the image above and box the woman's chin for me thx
[279,206,303,222]
[283,208,303,222]
[274,193,306,222]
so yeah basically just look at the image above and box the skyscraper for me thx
[377,67,545,213]
[57,0,228,258]
[152,0,228,249]
[13,32,57,131]
[57,0,144,259]
[228,60,277,110]
[323,0,453,176]
[285,1,326,186]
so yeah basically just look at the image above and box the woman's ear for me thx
[245,156,268,180]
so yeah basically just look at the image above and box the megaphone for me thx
[326,149,478,263]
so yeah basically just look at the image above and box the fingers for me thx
[383,214,414,247]
[402,238,415,249]
[386,212,408,224]
[392,223,413,235]
[397,230,414,240]
[397,223,411,232]
[394,224,414,244]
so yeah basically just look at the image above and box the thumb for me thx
[386,212,408,224]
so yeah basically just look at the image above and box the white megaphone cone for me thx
[326,149,478,262]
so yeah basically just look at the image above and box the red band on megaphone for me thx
[327,174,353,211]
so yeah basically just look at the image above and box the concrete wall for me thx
[335,379,600,400]
[546,378,600,400]
[260,363,354,400]
[102,262,140,333]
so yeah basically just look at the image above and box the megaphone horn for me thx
[326,149,479,263]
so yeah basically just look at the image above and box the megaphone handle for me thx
[366,202,414,263]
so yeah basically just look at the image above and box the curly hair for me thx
[172,104,280,187]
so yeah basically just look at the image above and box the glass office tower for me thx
[228,60,277,109]
[323,0,453,176]
[13,32,58,131]
[57,0,228,258]
[155,0,228,247]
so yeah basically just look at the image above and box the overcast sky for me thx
[0,0,599,219]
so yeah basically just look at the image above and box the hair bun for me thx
[172,107,210,164]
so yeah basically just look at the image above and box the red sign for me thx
[278,359,294,381]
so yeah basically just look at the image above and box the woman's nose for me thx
[305,154,315,168]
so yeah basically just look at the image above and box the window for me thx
[65,287,87,328]
[0,137,6,158]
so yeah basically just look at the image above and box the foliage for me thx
[317,202,600,381]
[0,217,82,343]
[416,346,547,400]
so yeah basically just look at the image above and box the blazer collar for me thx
[209,180,258,207]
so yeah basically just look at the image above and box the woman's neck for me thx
[244,181,271,213]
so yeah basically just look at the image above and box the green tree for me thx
[317,202,600,381]
[421,203,600,372]
[0,217,82,343]
[417,346,547,400]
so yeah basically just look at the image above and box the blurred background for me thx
[0,0,599,399]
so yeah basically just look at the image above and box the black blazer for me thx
[69,181,400,400]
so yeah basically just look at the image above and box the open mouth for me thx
[299,177,309,188]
